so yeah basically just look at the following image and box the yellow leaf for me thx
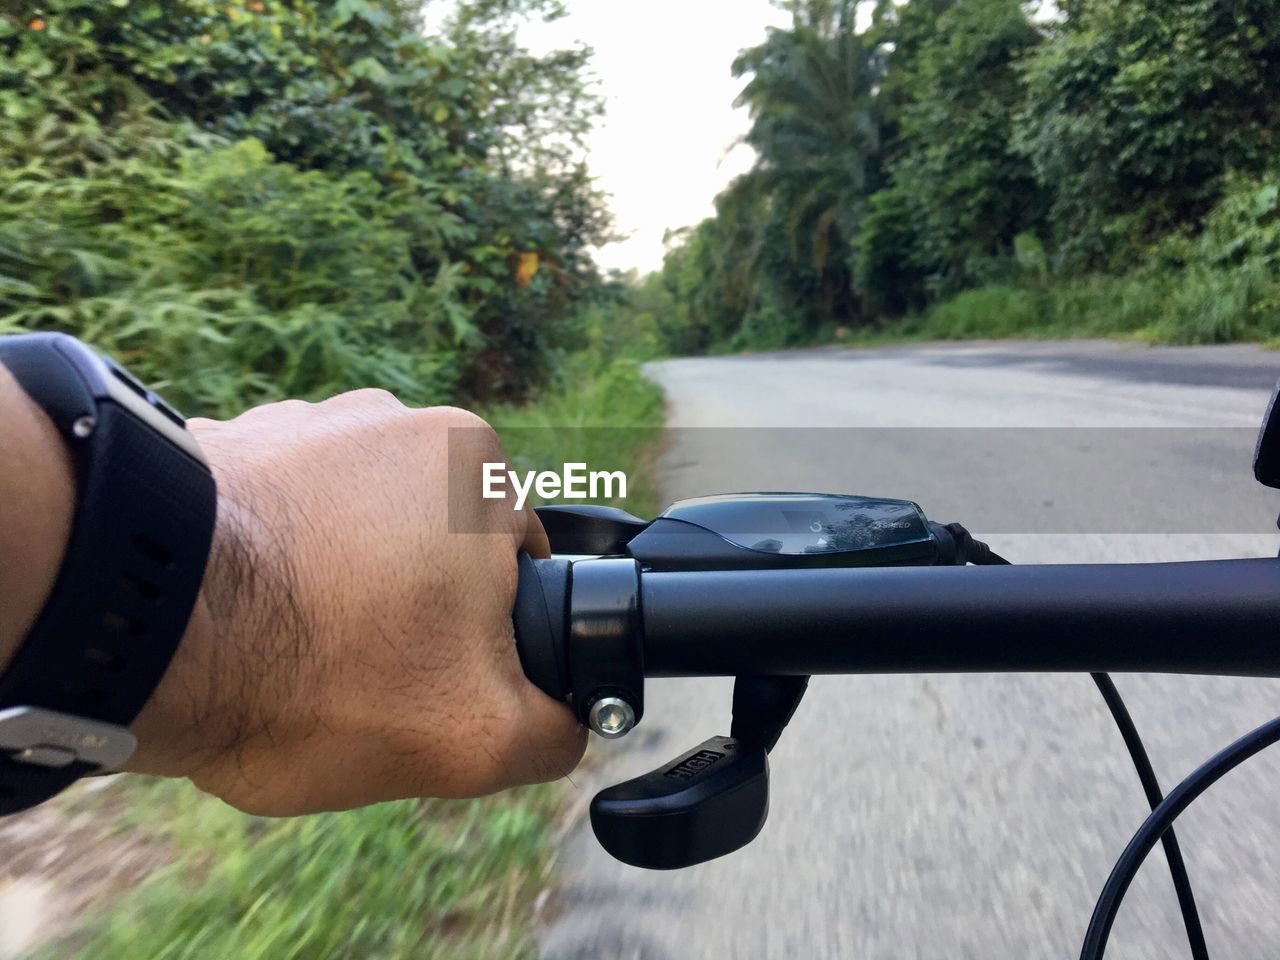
[433,104,449,124]
[515,252,539,288]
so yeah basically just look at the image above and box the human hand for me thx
[125,390,585,815]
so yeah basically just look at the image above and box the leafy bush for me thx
[0,0,610,414]
[912,258,1280,347]
[1016,0,1280,270]
[922,285,1039,339]
[728,301,795,352]
[488,354,666,515]
[0,136,474,414]
[1155,260,1280,343]
[1189,173,1280,270]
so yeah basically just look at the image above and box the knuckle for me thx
[358,387,403,407]
[540,729,588,782]
[327,387,404,410]
[232,397,312,423]
[430,406,499,441]
[428,406,505,461]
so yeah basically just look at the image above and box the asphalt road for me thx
[540,340,1280,960]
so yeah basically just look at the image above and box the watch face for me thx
[660,493,931,556]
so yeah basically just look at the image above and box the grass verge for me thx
[32,356,665,960]
[825,261,1280,349]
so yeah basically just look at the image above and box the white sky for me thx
[423,1,791,273]
[517,2,790,274]
[423,3,891,274]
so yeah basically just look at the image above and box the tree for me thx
[854,0,1044,311]
[1016,0,1280,269]
[730,0,880,329]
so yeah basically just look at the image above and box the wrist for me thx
[0,336,218,812]
[0,365,75,675]
[123,472,267,780]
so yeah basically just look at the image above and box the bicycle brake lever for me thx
[589,674,809,869]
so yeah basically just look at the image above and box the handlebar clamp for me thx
[566,559,645,734]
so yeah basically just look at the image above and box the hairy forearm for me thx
[0,364,75,674]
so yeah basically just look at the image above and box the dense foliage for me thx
[1018,0,1280,270]
[2,9,668,957]
[0,0,611,415]
[656,0,1280,349]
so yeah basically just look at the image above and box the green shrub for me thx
[0,137,475,414]
[909,260,1280,346]
[1192,173,1280,271]
[489,355,666,516]
[0,0,611,412]
[728,302,795,352]
[1154,260,1280,344]
[924,284,1038,339]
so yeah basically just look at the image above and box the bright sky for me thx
[421,3,896,273]
[517,2,790,274]
[425,1,792,274]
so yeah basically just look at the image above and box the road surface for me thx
[540,341,1280,960]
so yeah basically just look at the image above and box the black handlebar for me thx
[642,558,1280,677]
[512,549,1280,902]
[514,557,1280,707]
[510,428,1280,923]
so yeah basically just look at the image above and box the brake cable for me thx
[950,524,1210,960]
[1081,713,1280,960]
[1086,673,1210,959]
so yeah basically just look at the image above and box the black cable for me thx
[957,529,1208,959]
[939,523,1009,567]
[1089,673,1209,960]
[1081,713,1280,960]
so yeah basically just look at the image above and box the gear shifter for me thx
[589,674,808,869]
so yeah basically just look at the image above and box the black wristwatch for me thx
[0,333,217,815]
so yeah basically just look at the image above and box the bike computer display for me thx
[626,492,939,570]
[662,492,931,555]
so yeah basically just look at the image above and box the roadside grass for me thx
[32,356,664,960]
[42,780,565,960]
[813,262,1280,351]
[914,263,1280,345]
[487,354,666,514]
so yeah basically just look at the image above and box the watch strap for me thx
[0,334,217,814]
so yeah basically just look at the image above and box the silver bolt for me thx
[72,416,97,439]
[587,696,636,739]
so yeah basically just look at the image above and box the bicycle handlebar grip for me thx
[512,553,572,702]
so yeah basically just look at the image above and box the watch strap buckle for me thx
[0,706,137,771]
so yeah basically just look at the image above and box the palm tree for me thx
[725,0,880,325]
